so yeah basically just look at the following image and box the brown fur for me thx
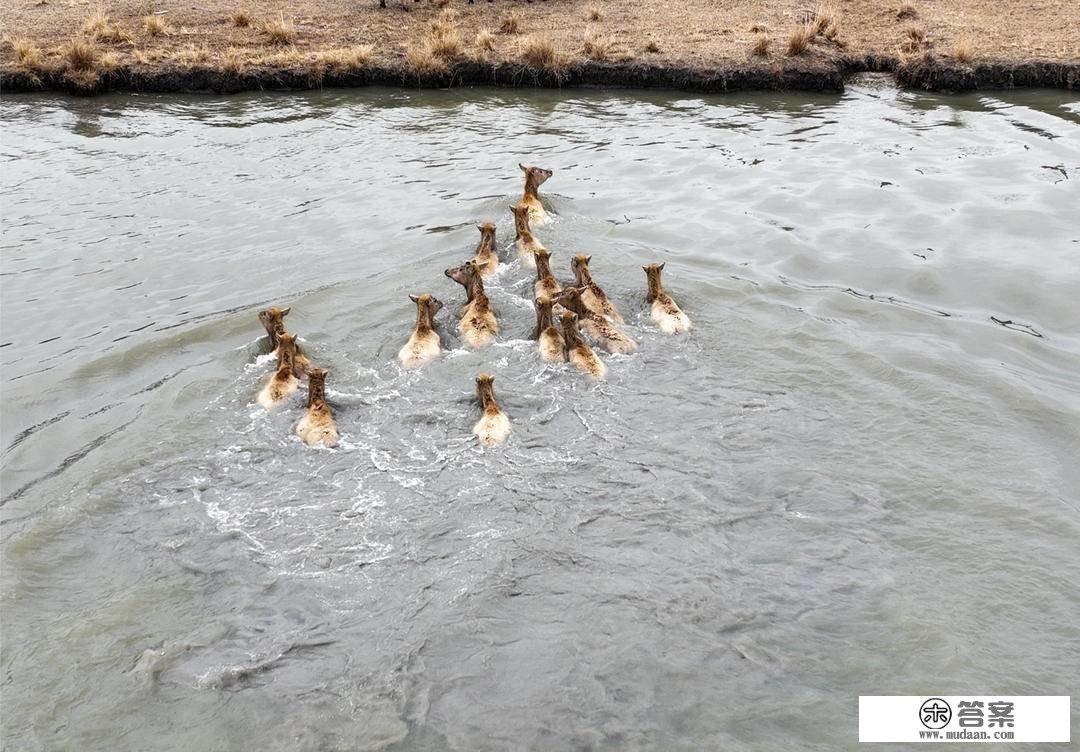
[534,295,565,362]
[510,203,545,269]
[295,367,339,447]
[258,305,310,377]
[473,373,511,445]
[560,311,606,380]
[533,247,562,300]
[516,162,553,224]
[571,255,625,323]
[398,293,444,368]
[554,287,636,354]
[445,259,498,347]
[257,332,299,408]
[472,221,499,279]
[643,262,691,334]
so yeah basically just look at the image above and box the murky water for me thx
[2,85,1079,751]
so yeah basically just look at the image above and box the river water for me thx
[2,85,1079,750]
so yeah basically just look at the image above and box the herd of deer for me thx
[254,164,691,448]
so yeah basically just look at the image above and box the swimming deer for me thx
[517,163,553,224]
[554,287,637,354]
[444,259,498,347]
[511,203,545,269]
[257,332,300,408]
[398,293,444,368]
[258,306,310,378]
[295,367,339,447]
[533,247,562,300]
[534,295,564,362]
[570,255,625,323]
[643,262,692,334]
[473,373,511,446]
[472,222,499,279]
[560,312,606,380]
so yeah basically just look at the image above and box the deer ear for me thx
[658,262,665,270]
[519,163,528,173]
[409,294,420,303]
[642,266,649,272]
[280,307,291,316]
[586,255,593,264]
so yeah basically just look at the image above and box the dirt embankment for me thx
[2,0,1078,95]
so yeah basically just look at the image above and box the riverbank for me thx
[3,1,1078,95]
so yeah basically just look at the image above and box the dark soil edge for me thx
[2,56,1078,97]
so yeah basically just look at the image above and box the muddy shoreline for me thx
[3,56,1078,97]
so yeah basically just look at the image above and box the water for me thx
[2,85,1079,751]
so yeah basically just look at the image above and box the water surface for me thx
[2,85,1079,751]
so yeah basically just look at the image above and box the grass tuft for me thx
[261,15,297,45]
[12,39,45,70]
[899,24,931,54]
[475,28,496,52]
[582,29,614,61]
[221,47,246,75]
[896,4,918,20]
[786,24,814,56]
[230,10,251,28]
[498,12,520,34]
[750,34,770,57]
[63,37,98,70]
[83,11,134,44]
[519,34,561,70]
[142,15,167,37]
[405,44,448,73]
[952,36,974,63]
[588,6,603,21]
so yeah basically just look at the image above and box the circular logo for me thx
[920,698,952,729]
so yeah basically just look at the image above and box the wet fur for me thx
[644,263,691,334]
[560,312,606,380]
[517,163,552,225]
[555,288,636,355]
[259,306,310,378]
[398,294,444,368]
[257,333,300,408]
[472,222,499,279]
[295,368,339,447]
[473,374,510,446]
[511,204,544,269]
[533,248,562,301]
[571,255,625,324]
[534,295,565,362]
[445,260,498,348]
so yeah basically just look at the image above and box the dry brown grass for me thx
[644,40,660,53]
[261,15,296,45]
[405,44,448,73]
[786,24,814,56]
[221,46,246,74]
[519,34,561,70]
[475,28,496,52]
[433,0,452,7]
[498,12,520,35]
[900,24,931,54]
[179,44,211,66]
[61,38,98,70]
[317,45,374,71]
[230,10,251,28]
[417,11,463,59]
[750,34,770,57]
[582,29,614,61]
[896,4,918,20]
[12,39,45,70]
[588,6,603,21]
[82,11,134,44]
[952,35,974,63]
[748,23,768,33]
[142,15,167,37]
[99,50,119,70]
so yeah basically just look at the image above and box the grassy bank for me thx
[3,1,1078,94]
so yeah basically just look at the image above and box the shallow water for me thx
[2,85,1079,751]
